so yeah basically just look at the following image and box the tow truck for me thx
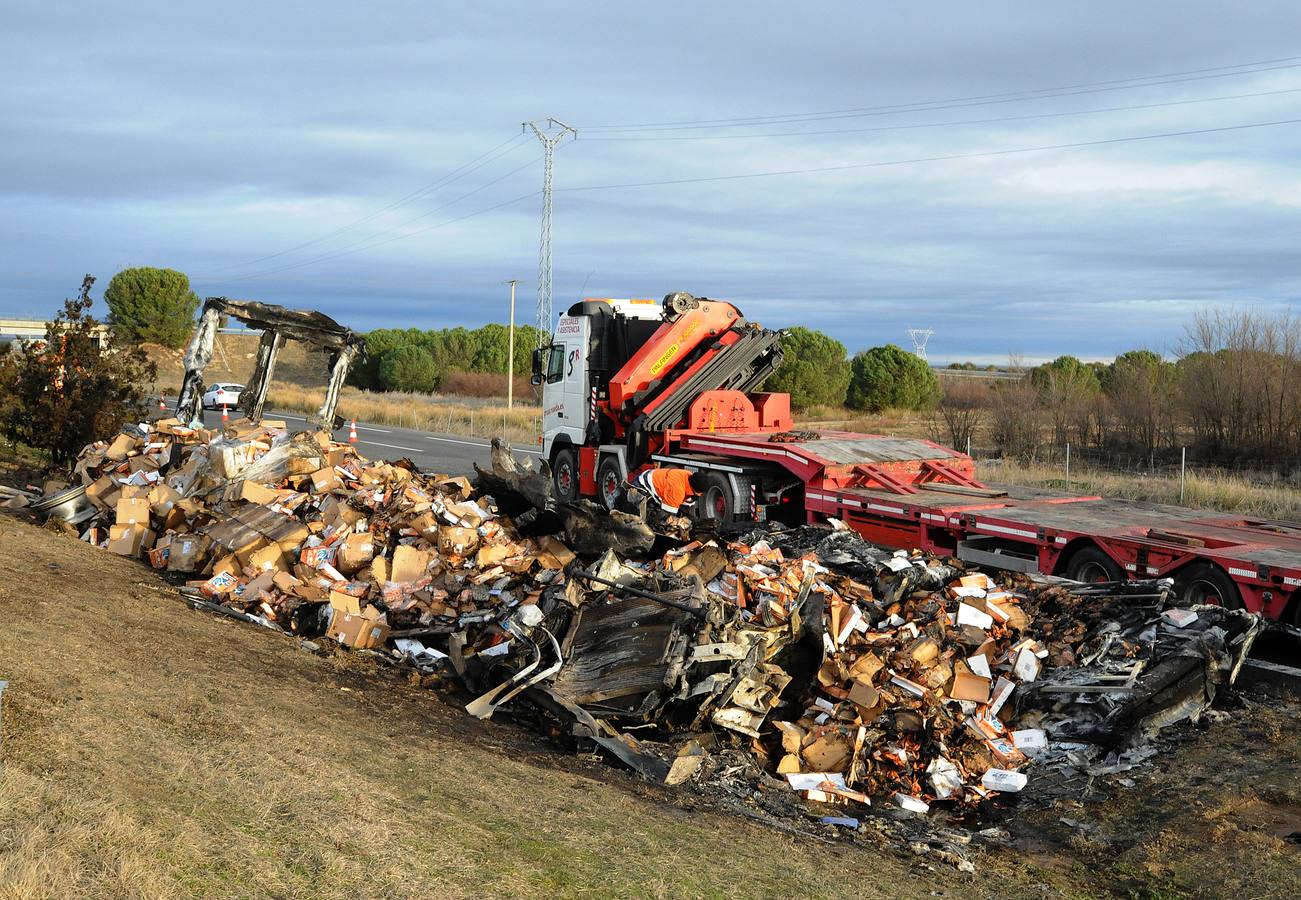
[533,291,1301,628]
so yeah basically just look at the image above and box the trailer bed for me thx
[671,429,1301,620]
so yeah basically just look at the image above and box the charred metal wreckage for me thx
[176,298,365,428]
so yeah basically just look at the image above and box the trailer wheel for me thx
[596,455,624,510]
[696,473,736,522]
[1174,562,1243,610]
[1064,546,1124,583]
[551,447,580,503]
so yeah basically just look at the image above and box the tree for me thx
[103,267,201,348]
[935,379,987,452]
[377,345,438,393]
[1103,350,1179,454]
[0,276,157,467]
[845,344,939,412]
[348,328,419,390]
[763,327,850,409]
[1029,355,1101,447]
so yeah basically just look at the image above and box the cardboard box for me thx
[437,526,478,557]
[85,474,120,511]
[147,534,173,569]
[329,590,362,615]
[104,432,139,462]
[310,468,341,494]
[106,524,155,557]
[201,570,239,597]
[245,542,290,574]
[337,533,374,575]
[147,482,183,517]
[115,497,152,526]
[847,677,879,710]
[237,480,279,505]
[949,670,992,703]
[390,545,431,583]
[168,533,212,572]
[327,610,390,649]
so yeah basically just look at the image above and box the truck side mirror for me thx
[530,347,545,385]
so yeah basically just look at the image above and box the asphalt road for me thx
[196,408,542,477]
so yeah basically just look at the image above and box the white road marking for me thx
[271,411,391,433]
[266,410,539,455]
[358,440,431,453]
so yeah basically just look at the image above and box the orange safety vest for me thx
[649,468,695,510]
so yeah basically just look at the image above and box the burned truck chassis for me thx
[176,298,365,429]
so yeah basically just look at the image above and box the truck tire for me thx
[696,472,736,523]
[1064,546,1124,583]
[1174,562,1243,610]
[596,455,624,510]
[551,447,580,503]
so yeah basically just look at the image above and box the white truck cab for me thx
[532,298,664,500]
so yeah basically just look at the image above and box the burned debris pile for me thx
[6,417,1266,853]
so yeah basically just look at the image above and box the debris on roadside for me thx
[7,417,1270,867]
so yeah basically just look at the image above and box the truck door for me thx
[541,316,590,457]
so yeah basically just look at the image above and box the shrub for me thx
[0,275,157,467]
[377,345,438,393]
[103,267,201,348]
[846,344,939,412]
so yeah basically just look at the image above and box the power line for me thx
[582,57,1301,132]
[559,117,1301,192]
[198,115,1301,286]
[200,157,541,284]
[580,87,1301,142]
[198,133,528,276]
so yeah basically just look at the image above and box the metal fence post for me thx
[1180,447,1187,503]
[1066,442,1071,487]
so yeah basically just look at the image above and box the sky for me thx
[3,2,1300,365]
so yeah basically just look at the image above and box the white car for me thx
[202,382,244,410]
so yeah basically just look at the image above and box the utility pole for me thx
[503,278,519,409]
[524,118,576,347]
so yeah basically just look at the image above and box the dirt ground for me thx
[1,514,1299,899]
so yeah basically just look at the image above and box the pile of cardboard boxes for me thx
[60,419,1260,825]
[72,418,566,652]
[719,537,1046,812]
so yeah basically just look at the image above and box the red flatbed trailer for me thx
[657,429,1301,624]
[535,293,1301,626]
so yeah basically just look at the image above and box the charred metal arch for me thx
[176,298,365,428]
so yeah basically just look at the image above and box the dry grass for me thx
[264,384,542,444]
[977,457,1301,521]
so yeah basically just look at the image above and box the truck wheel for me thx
[1174,562,1243,610]
[1064,546,1124,583]
[552,447,580,503]
[696,473,736,522]
[596,455,624,510]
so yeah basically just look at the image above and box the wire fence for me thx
[964,439,1301,503]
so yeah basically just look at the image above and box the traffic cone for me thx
[221,404,229,423]
[348,420,358,443]
[158,394,166,411]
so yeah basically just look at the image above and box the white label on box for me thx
[1011,728,1048,750]
[956,603,994,630]
[1014,646,1041,683]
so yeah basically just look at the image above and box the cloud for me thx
[3,0,1301,365]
